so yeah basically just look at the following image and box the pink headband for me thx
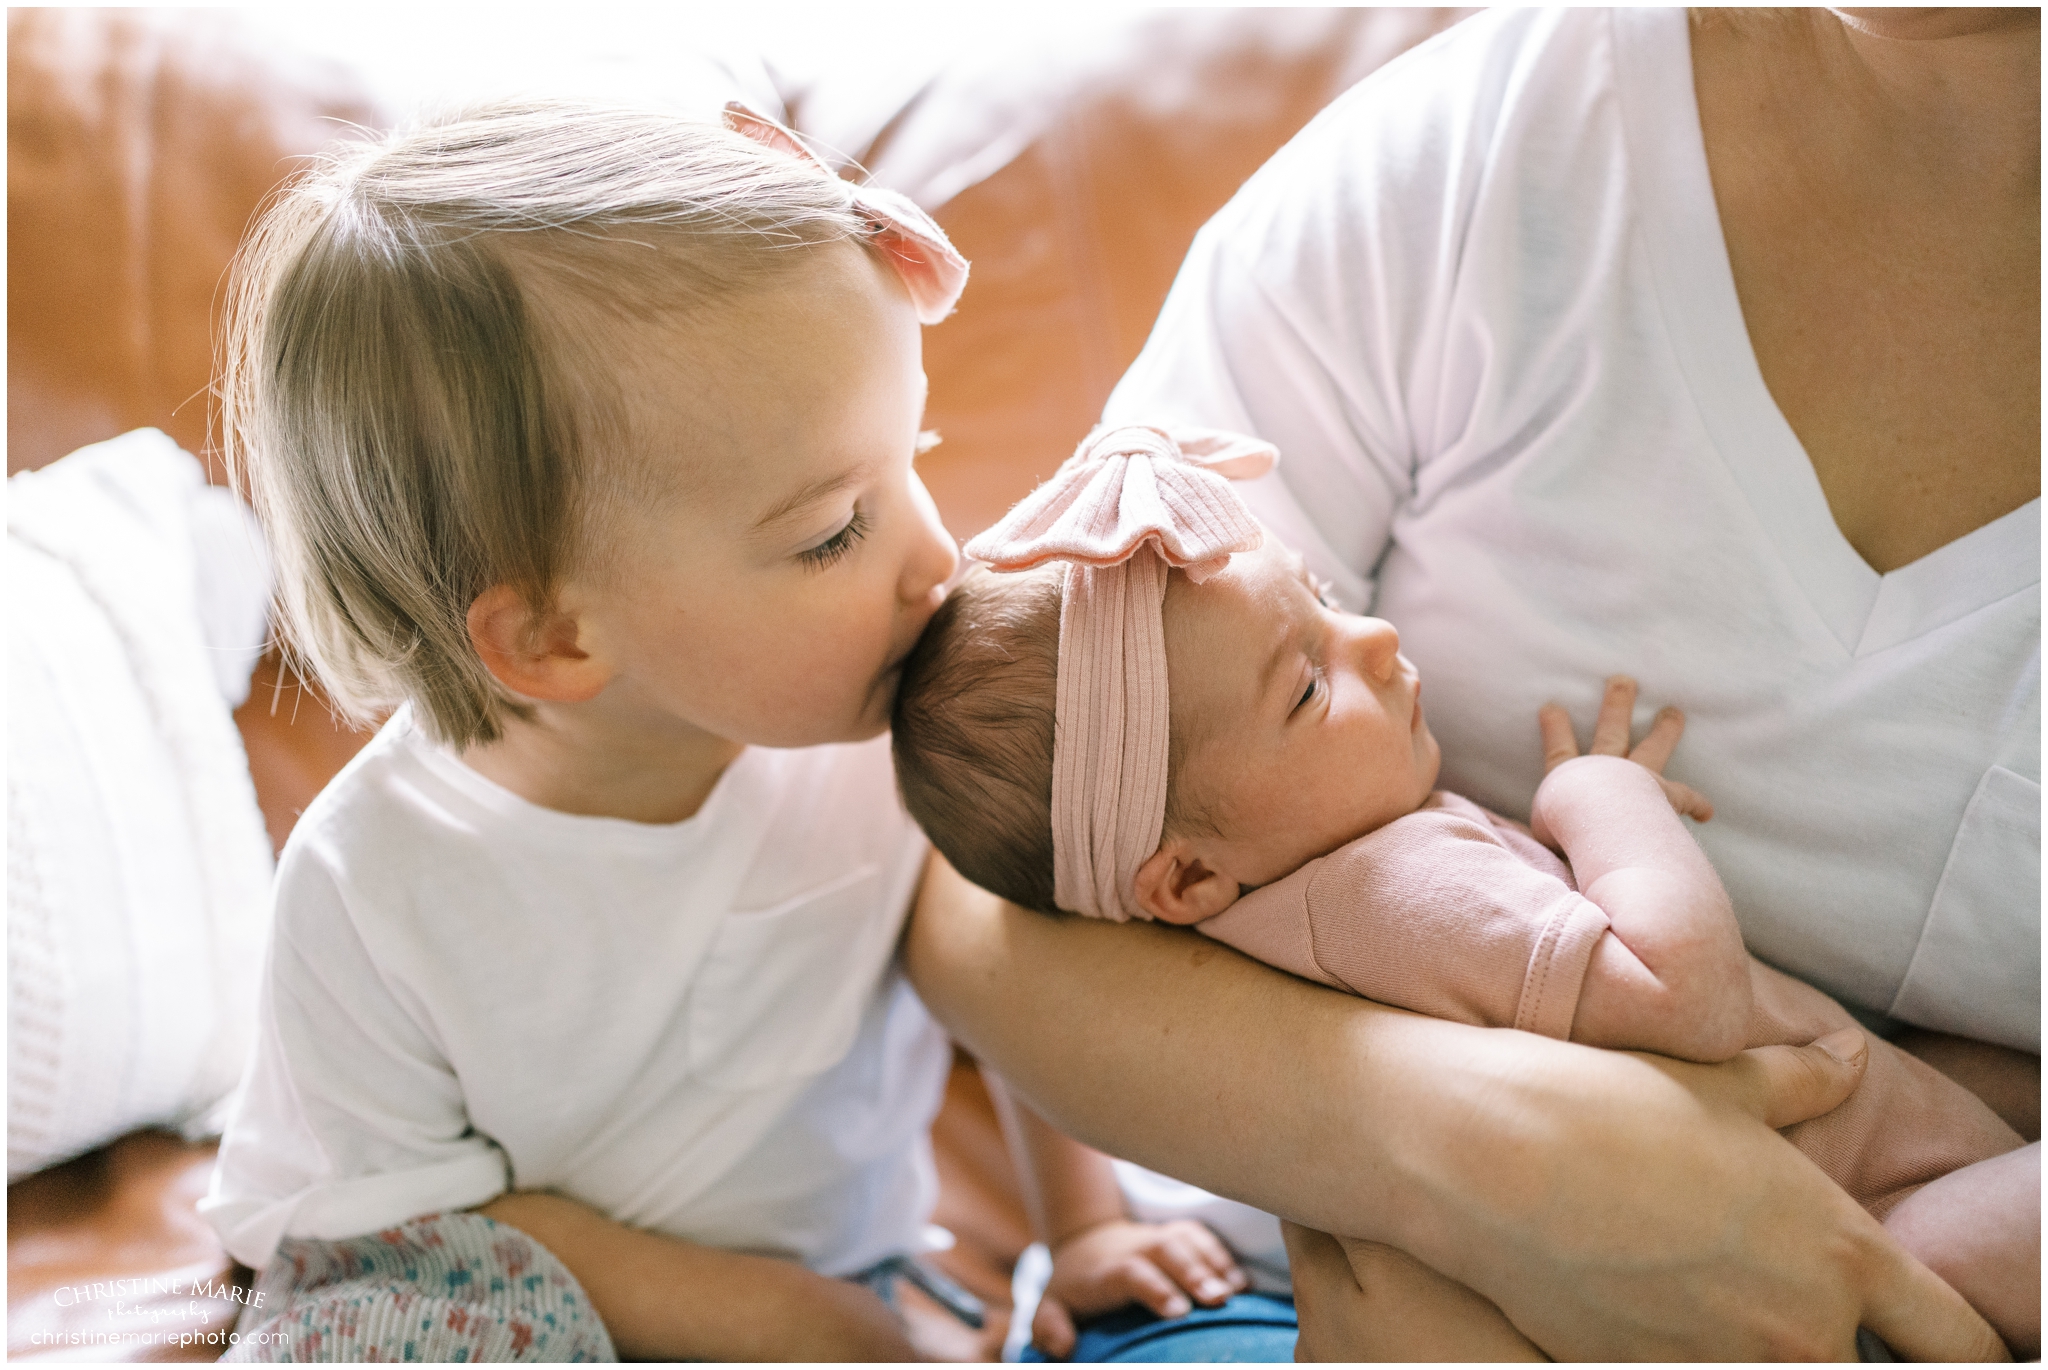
[723,103,968,323]
[965,425,1278,921]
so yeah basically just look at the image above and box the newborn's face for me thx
[1164,537,1442,887]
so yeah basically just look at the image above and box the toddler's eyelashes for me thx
[798,509,870,570]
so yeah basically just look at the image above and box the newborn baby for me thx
[892,424,2034,1357]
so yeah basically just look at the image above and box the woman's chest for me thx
[1713,181,2039,575]
[1689,22,2041,576]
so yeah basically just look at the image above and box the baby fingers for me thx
[1629,705,1686,774]
[1120,1256,1195,1318]
[1539,702,1581,772]
[1661,776,1715,823]
[1590,675,1639,755]
[1152,1222,1247,1304]
[1031,1294,1078,1360]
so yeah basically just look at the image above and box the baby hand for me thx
[1538,676,1714,823]
[1032,1218,1247,1359]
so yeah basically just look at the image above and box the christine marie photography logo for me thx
[23,1274,287,1353]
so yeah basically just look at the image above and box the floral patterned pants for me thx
[222,1212,615,1363]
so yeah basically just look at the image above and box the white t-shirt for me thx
[1108,6,2039,1053]
[201,714,949,1275]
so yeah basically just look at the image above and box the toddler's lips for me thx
[877,633,926,696]
[1411,680,1424,732]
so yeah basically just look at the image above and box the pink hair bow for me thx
[966,424,1279,922]
[966,425,1275,583]
[723,103,968,324]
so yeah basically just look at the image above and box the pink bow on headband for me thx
[966,424,1279,922]
[967,425,1276,582]
[724,103,968,324]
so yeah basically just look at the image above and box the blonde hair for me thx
[221,102,871,747]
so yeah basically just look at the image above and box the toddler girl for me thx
[893,423,2035,1358]
[202,104,1242,1362]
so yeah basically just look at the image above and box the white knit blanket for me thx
[7,429,275,1179]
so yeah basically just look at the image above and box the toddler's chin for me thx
[772,710,891,748]
[746,668,902,748]
[839,712,893,745]
[727,692,891,749]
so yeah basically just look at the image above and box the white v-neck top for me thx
[1108,6,2039,1051]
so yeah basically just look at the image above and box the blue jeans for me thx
[1018,1292,1297,1363]
[1013,1293,1890,1362]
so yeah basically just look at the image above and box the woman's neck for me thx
[1813,9,2039,181]
[458,698,745,826]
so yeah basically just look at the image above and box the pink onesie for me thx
[1197,792,2022,1215]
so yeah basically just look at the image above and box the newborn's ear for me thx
[1134,841,1241,925]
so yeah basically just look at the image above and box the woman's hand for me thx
[907,855,2007,1361]
[1537,675,1713,829]
[1285,1223,1545,1362]
[1032,1217,1247,1358]
[1364,1026,2007,1361]
[1295,1032,2010,1363]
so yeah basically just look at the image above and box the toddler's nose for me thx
[902,473,959,604]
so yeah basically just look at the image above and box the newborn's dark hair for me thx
[893,564,1210,915]
[892,566,1064,912]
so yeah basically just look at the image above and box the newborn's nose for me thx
[1352,617,1401,683]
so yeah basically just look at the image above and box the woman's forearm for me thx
[906,854,2005,1361]
[476,1192,914,1361]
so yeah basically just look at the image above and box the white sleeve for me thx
[1103,9,1535,613]
[201,850,508,1268]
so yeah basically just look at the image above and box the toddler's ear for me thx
[1133,841,1242,925]
[467,585,610,703]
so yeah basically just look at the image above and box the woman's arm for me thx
[477,1192,914,1362]
[1283,1221,1544,1362]
[907,855,2005,1361]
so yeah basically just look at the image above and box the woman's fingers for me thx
[1538,703,1580,772]
[1858,1244,2011,1363]
[1333,1238,1548,1361]
[1629,705,1685,773]
[1031,1293,1078,1360]
[1281,1222,1355,1363]
[1589,676,1637,755]
[1656,1030,1867,1130]
[1286,1226,1548,1361]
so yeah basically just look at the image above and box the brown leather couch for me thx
[6,8,1465,1360]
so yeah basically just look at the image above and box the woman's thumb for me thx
[1033,1294,1077,1360]
[1740,1029,1868,1129]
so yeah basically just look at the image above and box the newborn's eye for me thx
[1295,562,1337,609]
[1294,669,1323,714]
